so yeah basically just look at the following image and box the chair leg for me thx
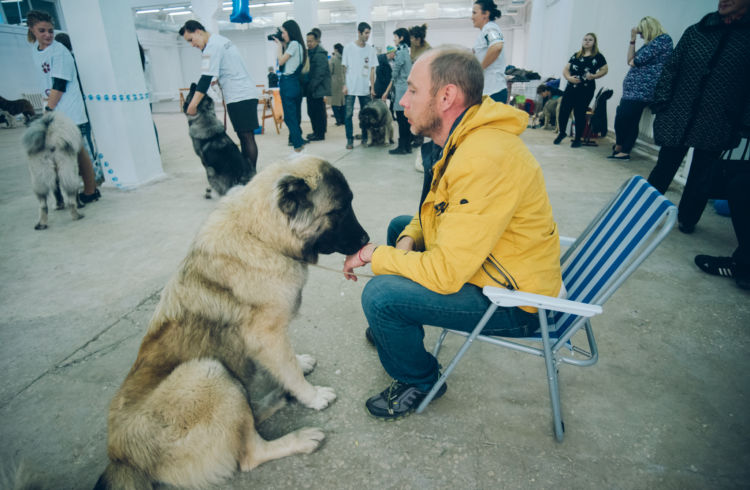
[432,329,448,357]
[539,311,564,441]
[416,304,498,414]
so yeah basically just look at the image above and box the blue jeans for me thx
[362,275,540,391]
[345,94,371,142]
[280,74,304,149]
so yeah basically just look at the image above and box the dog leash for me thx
[308,263,375,279]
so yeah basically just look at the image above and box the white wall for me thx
[0,24,43,101]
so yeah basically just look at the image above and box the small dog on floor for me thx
[183,83,254,199]
[0,109,20,128]
[359,99,394,147]
[22,112,84,230]
[0,95,36,124]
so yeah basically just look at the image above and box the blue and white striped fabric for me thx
[551,176,676,334]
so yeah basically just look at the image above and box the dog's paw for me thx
[293,427,325,454]
[296,354,316,375]
[306,386,336,410]
[34,223,47,230]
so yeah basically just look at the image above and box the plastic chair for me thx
[416,175,677,441]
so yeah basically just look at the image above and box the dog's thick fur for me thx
[0,96,35,123]
[22,112,83,230]
[359,99,393,146]
[183,83,254,199]
[94,156,369,489]
[0,109,20,128]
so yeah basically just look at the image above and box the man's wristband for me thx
[629,41,636,45]
[44,106,53,112]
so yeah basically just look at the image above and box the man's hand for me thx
[343,243,375,281]
[343,85,348,96]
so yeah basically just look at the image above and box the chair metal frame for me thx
[415,176,677,441]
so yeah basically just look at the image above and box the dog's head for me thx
[358,106,379,130]
[274,159,370,262]
[183,83,214,117]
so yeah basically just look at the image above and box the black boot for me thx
[389,140,408,155]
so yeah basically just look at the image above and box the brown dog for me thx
[94,156,370,489]
[0,96,35,122]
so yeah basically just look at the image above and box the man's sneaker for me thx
[346,139,354,150]
[365,379,447,420]
[553,133,565,145]
[78,188,101,204]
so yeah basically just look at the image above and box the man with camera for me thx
[342,22,377,149]
[180,20,260,172]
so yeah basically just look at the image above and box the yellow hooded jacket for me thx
[371,98,562,311]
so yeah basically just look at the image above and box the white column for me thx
[191,0,222,34]
[59,0,162,189]
[294,0,318,38]
[350,0,373,26]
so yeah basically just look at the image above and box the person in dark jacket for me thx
[647,0,750,233]
[373,51,392,100]
[305,29,331,142]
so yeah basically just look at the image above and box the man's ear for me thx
[439,84,459,112]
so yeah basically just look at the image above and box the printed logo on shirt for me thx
[42,62,50,74]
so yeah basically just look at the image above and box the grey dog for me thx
[358,99,394,147]
[22,112,83,230]
[183,83,254,199]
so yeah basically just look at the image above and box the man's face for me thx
[400,57,442,138]
[358,28,371,43]
[183,30,206,50]
[718,0,750,16]
[306,34,318,50]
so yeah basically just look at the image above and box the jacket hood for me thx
[446,97,529,150]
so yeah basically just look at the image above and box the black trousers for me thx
[396,111,411,149]
[614,99,648,153]
[557,83,595,140]
[306,97,327,138]
[647,146,721,227]
[727,171,750,266]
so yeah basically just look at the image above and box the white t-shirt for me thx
[473,21,507,96]
[33,40,87,125]
[342,41,377,96]
[282,40,303,75]
[201,33,259,103]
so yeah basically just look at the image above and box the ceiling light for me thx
[168,10,192,16]
[136,9,160,14]
[162,6,189,11]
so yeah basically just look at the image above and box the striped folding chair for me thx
[416,176,677,441]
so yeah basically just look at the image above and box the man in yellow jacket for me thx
[344,48,562,419]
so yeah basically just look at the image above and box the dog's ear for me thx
[276,175,312,217]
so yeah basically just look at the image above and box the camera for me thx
[267,28,282,42]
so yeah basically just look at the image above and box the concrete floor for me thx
[0,106,748,489]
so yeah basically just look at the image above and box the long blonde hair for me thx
[638,16,667,43]
[575,32,599,58]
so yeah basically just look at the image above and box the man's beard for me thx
[410,100,442,137]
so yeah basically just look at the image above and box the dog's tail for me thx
[92,462,153,490]
[21,113,53,154]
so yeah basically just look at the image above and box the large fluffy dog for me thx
[183,83,254,199]
[359,99,393,147]
[94,157,369,489]
[0,95,35,123]
[21,112,83,230]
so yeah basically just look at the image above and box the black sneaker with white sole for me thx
[365,379,447,420]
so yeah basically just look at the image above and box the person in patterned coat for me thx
[647,0,750,233]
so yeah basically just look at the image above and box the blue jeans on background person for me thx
[280,74,305,149]
[345,94,371,143]
[361,275,540,391]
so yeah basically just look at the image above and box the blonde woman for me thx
[609,17,673,160]
[554,33,608,147]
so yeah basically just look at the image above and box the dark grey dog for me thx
[183,84,254,199]
[359,99,394,147]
